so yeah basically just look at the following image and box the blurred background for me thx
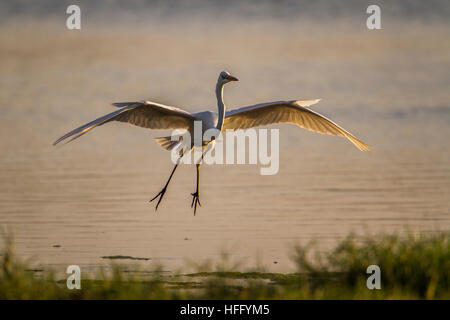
[0,0,449,274]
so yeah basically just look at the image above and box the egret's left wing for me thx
[53,100,194,146]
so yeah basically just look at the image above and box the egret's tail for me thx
[154,136,182,151]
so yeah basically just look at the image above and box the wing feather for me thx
[53,101,194,146]
[224,99,370,151]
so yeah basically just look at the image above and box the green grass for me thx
[0,231,449,299]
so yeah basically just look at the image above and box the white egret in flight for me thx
[54,71,370,214]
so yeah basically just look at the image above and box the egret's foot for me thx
[150,187,167,211]
[191,191,201,215]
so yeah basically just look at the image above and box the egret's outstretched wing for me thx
[224,99,370,151]
[53,101,195,145]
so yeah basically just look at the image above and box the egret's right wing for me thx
[53,101,195,145]
[224,100,370,151]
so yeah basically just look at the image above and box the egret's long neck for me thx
[215,81,226,131]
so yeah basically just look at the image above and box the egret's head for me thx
[218,71,238,84]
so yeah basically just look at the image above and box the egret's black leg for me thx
[150,160,179,211]
[191,163,202,215]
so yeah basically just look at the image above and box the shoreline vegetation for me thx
[1,231,448,299]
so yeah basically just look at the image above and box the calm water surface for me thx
[0,17,449,273]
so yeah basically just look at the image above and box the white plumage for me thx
[54,71,370,214]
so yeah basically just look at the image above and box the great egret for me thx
[53,71,370,214]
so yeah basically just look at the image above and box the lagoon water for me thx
[0,7,449,274]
